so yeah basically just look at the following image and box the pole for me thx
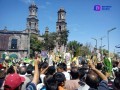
[92,38,97,49]
[96,39,97,49]
[101,37,102,60]
[100,36,105,59]
[107,27,116,57]
[28,28,31,58]
[107,31,109,57]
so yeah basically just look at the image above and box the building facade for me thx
[0,29,29,59]
[0,3,67,59]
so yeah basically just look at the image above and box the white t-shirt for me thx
[37,83,44,90]
[40,74,46,83]
[62,71,71,80]
[77,83,90,90]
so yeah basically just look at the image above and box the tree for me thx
[81,43,92,56]
[67,40,82,56]
[57,30,69,46]
[30,34,43,57]
[43,32,57,51]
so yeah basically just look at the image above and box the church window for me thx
[29,22,31,27]
[11,39,17,49]
[59,26,61,30]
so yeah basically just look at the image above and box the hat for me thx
[4,73,25,90]
[0,64,3,69]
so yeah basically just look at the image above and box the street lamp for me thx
[107,27,116,57]
[92,38,97,49]
[100,36,105,50]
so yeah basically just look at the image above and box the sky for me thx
[0,0,120,53]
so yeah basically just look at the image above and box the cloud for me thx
[46,1,51,5]
[49,16,55,22]
[68,24,80,32]
[20,0,33,4]
[38,1,51,9]
[68,24,87,35]
[39,5,46,9]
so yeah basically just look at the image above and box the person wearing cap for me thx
[4,73,25,90]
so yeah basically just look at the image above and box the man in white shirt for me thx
[57,63,71,80]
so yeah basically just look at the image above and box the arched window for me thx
[11,39,17,49]
[59,26,61,32]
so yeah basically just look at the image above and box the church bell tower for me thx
[56,8,67,33]
[26,2,39,34]
[56,8,67,53]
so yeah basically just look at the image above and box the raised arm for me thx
[32,59,40,84]
[88,60,108,81]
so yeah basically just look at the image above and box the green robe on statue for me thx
[104,57,112,74]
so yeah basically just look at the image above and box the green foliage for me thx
[67,40,82,56]
[30,34,43,56]
[57,30,69,46]
[81,43,91,55]
[67,41,92,56]
[43,32,57,51]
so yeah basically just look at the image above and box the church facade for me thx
[0,3,67,59]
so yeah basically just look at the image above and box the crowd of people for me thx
[0,51,120,90]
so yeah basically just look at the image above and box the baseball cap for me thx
[4,73,25,90]
[0,64,3,69]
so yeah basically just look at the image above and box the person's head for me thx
[53,72,66,86]
[96,62,103,70]
[7,65,15,74]
[115,71,120,78]
[57,63,67,72]
[70,67,79,79]
[39,61,48,71]
[114,77,120,90]
[85,70,100,89]
[113,61,119,68]
[104,53,108,57]
[19,66,27,75]
[4,73,25,90]
[78,67,88,80]
[26,64,34,75]
[46,66,56,75]
[44,75,58,90]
